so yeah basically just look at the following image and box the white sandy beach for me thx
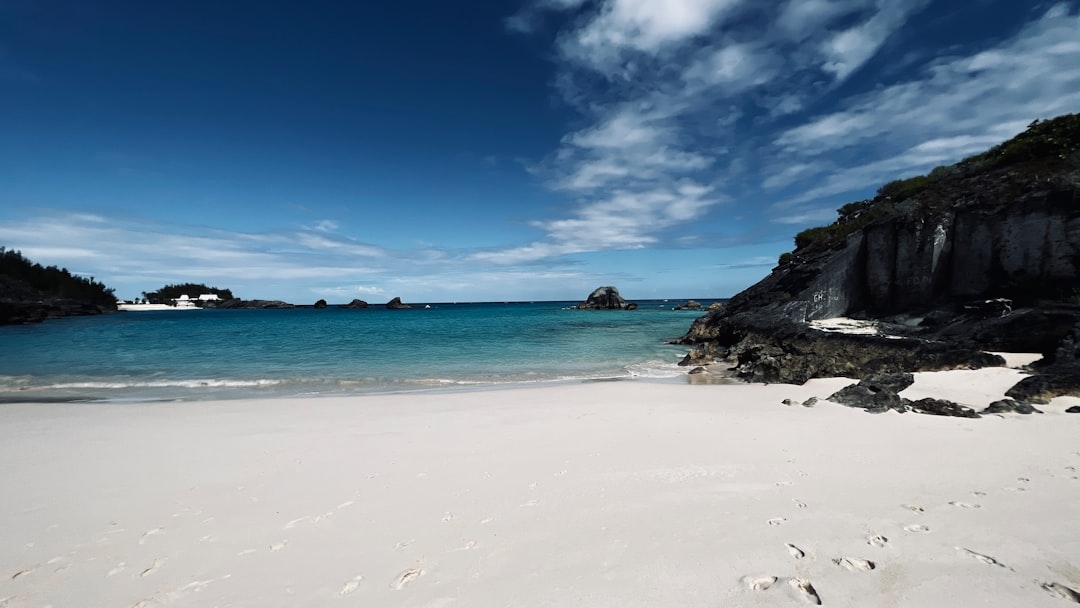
[2,369,1080,607]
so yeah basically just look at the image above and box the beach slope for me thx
[1,373,1079,607]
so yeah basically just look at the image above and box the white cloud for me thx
[559,0,743,72]
[768,3,1080,217]
[819,0,930,81]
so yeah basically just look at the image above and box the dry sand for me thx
[2,370,1079,607]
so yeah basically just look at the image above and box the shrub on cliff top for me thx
[787,112,1079,255]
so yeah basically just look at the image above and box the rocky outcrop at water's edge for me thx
[676,113,1080,413]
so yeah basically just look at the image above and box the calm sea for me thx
[0,300,716,402]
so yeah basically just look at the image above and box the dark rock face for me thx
[341,299,369,309]
[1006,321,1080,403]
[696,316,1004,385]
[828,376,909,414]
[1067,406,1080,413]
[386,297,412,309]
[982,399,1042,414]
[0,276,113,325]
[313,299,328,309]
[0,298,109,325]
[828,374,983,418]
[674,300,702,310]
[677,343,721,367]
[677,131,1080,397]
[909,398,980,418]
[577,286,635,310]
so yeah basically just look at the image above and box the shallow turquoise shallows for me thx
[0,301,715,402]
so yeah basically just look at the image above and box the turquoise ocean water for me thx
[0,301,715,402]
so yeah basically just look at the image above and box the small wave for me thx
[624,360,686,379]
[34,379,284,390]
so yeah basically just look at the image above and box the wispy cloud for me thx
[771,4,1080,215]
[0,214,390,298]
[501,0,1079,257]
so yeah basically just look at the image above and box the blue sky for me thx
[2,1,1078,303]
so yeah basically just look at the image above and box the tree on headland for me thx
[0,247,116,306]
[142,283,234,304]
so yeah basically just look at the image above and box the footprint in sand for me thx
[902,504,924,513]
[392,568,423,590]
[106,563,126,577]
[269,541,287,552]
[138,528,164,545]
[949,501,981,509]
[867,534,888,548]
[140,558,166,577]
[741,575,777,591]
[1038,580,1080,603]
[903,523,931,533]
[767,517,787,526]
[775,481,793,487]
[789,577,822,605]
[284,515,313,529]
[479,517,495,524]
[833,557,875,571]
[11,565,38,580]
[956,547,1007,569]
[785,543,805,559]
[520,499,539,508]
[339,575,364,596]
[793,499,807,509]
[441,512,454,523]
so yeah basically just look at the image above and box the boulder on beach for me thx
[386,297,412,309]
[577,286,636,310]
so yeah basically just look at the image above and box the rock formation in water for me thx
[313,299,328,309]
[677,113,1080,406]
[341,299,370,309]
[386,297,412,309]
[577,286,637,310]
[210,298,296,309]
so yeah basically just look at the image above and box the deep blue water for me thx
[0,300,715,402]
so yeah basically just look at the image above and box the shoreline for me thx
[2,372,1079,607]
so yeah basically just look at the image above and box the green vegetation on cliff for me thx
[142,283,234,303]
[784,112,1080,261]
[0,247,116,306]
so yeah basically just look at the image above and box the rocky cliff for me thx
[679,113,1080,398]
